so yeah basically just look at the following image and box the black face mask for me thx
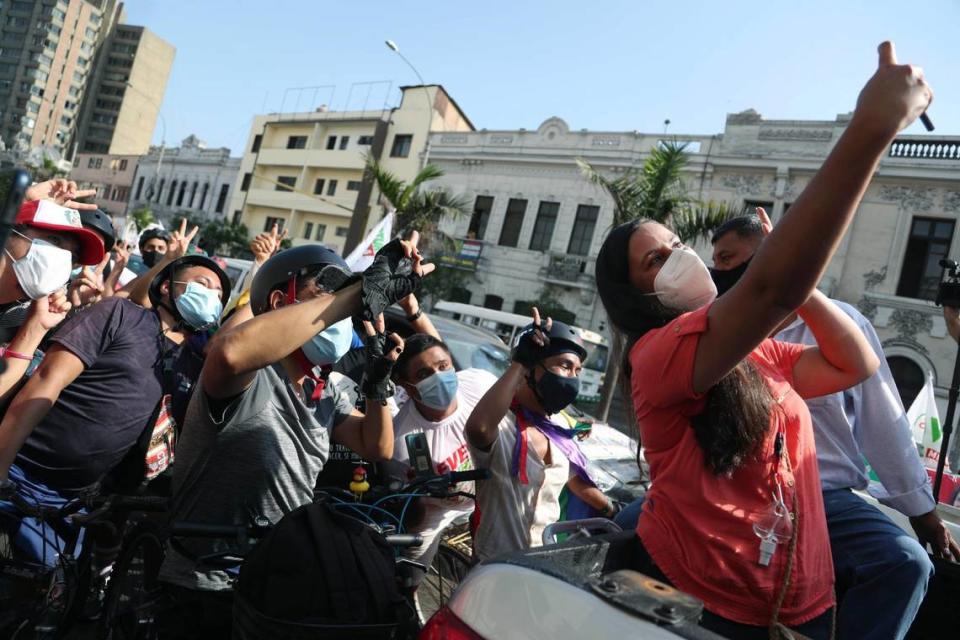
[142,250,162,268]
[533,367,581,415]
[709,257,752,297]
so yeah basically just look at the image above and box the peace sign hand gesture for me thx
[168,218,200,261]
[25,179,97,211]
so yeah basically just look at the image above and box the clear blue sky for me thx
[124,0,960,153]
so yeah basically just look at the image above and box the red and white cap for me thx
[16,200,105,265]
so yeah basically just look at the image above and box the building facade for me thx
[73,21,174,154]
[126,135,240,223]
[229,85,473,256]
[0,0,118,157]
[69,150,137,217]
[427,113,960,422]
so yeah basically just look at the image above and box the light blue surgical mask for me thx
[414,369,459,411]
[70,266,83,279]
[173,281,223,330]
[301,317,354,366]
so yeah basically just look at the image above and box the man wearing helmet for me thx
[0,249,228,563]
[156,236,430,635]
[139,227,172,268]
[465,308,613,561]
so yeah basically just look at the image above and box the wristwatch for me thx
[407,307,423,322]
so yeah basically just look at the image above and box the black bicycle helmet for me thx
[148,255,232,319]
[250,244,355,315]
[139,227,172,250]
[80,209,117,250]
[522,319,589,363]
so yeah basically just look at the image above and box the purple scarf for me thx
[510,401,592,486]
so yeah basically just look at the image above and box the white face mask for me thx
[6,230,74,300]
[650,247,717,312]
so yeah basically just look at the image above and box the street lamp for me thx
[125,81,167,198]
[385,39,433,168]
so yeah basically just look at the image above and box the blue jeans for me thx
[613,495,645,530]
[823,488,933,640]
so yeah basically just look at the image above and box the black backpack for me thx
[233,499,412,640]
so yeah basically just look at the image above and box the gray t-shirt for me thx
[159,364,353,591]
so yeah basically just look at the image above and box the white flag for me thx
[344,213,394,272]
[906,372,948,469]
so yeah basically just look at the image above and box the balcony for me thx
[245,187,355,217]
[889,138,960,161]
[540,253,595,289]
[256,147,366,171]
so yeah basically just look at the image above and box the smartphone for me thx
[0,169,31,247]
[405,432,435,478]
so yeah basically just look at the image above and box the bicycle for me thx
[0,482,167,639]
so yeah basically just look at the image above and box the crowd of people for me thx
[0,40,955,640]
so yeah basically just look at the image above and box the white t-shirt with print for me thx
[468,411,572,562]
[384,368,499,564]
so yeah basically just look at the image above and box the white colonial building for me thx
[127,135,241,224]
[428,112,960,444]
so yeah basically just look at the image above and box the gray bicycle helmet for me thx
[249,245,356,315]
[80,209,117,250]
[148,255,232,323]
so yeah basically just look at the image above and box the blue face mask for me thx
[70,266,83,279]
[301,317,354,366]
[414,369,459,411]
[173,281,223,330]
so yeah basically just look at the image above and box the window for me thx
[450,287,471,304]
[303,222,314,240]
[59,115,71,126]
[468,195,493,240]
[390,134,413,158]
[315,224,326,241]
[87,157,97,168]
[112,187,129,202]
[896,217,955,301]
[264,216,286,232]
[135,176,144,200]
[155,179,164,202]
[275,176,296,192]
[313,178,325,195]
[73,71,84,82]
[85,27,97,39]
[529,201,559,251]
[327,180,337,196]
[177,181,187,206]
[233,210,242,225]
[346,180,363,191]
[167,180,177,206]
[200,183,209,209]
[335,226,348,237]
[498,198,527,247]
[215,184,229,213]
[339,136,349,150]
[251,134,261,152]
[189,181,199,207]
[358,135,374,145]
[887,356,925,410]
[240,173,251,191]
[568,204,599,256]
[287,135,307,149]
[483,295,503,311]
[119,159,128,171]
[744,199,774,215]
[326,135,337,150]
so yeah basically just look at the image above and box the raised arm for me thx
[693,42,932,393]
[121,220,198,306]
[0,292,71,405]
[398,293,440,340]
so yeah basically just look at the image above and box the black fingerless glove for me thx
[360,331,396,405]
[511,323,550,368]
[361,239,422,322]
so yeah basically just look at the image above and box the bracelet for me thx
[407,307,423,322]
[0,347,34,361]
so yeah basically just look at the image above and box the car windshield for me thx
[444,337,511,377]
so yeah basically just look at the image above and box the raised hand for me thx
[512,306,553,368]
[112,241,130,273]
[755,207,773,235]
[250,223,286,265]
[361,313,404,404]
[167,218,200,261]
[68,262,105,308]
[27,288,72,332]
[24,179,97,210]
[854,41,933,137]
[360,231,435,321]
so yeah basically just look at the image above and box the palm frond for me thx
[400,164,445,207]
[639,141,689,222]
[670,200,748,245]
[367,158,407,210]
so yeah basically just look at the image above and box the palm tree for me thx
[367,160,471,247]
[579,140,744,422]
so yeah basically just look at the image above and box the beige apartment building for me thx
[69,150,138,217]
[74,22,174,155]
[230,85,473,256]
[0,0,118,156]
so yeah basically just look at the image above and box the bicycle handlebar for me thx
[384,533,423,548]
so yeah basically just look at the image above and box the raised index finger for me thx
[878,41,897,67]
[531,306,541,327]
[179,218,187,236]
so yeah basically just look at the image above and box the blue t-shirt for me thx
[16,298,168,492]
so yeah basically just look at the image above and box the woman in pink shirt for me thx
[594,42,931,640]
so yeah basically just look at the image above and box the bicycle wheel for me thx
[99,526,165,640]
[415,540,472,624]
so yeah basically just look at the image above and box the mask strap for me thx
[285,274,328,400]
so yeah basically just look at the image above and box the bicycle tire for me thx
[415,540,472,625]
[98,526,165,640]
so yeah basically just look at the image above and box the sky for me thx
[124,0,960,154]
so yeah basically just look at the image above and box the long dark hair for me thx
[595,220,773,476]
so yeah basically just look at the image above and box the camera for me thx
[935,259,960,308]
